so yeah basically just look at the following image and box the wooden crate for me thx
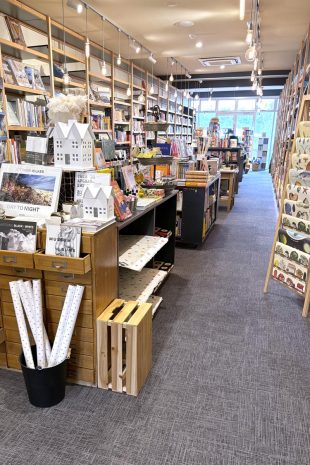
[97,299,152,396]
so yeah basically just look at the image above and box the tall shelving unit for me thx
[0,0,196,163]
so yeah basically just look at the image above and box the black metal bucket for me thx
[20,345,67,408]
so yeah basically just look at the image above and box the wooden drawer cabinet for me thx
[0,223,118,386]
[0,251,34,269]
[34,252,91,275]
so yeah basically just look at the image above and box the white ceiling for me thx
[23,0,310,75]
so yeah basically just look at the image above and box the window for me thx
[217,114,234,131]
[237,99,256,111]
[197,112,216,128]
[218,100,236,111]
[200,99,216,112]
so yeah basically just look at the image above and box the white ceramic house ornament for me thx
[82,183,114,220]
[52,119,95,168]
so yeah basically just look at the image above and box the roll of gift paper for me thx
[50,285,84,367]
[296,138,310,155]
[32,280,46,369]
[291,153,310,170]
[9,281,35,369]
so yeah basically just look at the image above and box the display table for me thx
[219,169,239,212]
[208,147,245,182]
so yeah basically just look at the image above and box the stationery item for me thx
[272,267,305,294]
[119,235,168,272]
[32,279,47,367]
[286,184,310,203]
[0,219,36,252]
[46,223,81,257]
[289,169,310,187]
[282,214,310,235]
[5,16,26,45]
[275,241,309,267]
[48,285,84,367]
[291,153,310,170]
[9,280,35,369]
[274,253,307,281]
[278,227,310,254]
[296,138,310,155]
[284,200,310,220]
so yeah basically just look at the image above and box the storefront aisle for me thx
[1,172,310,465]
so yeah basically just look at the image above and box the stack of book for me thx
[7,99,47,128]
[91,111,111,131]
[185,171,209,187]
[2,56,45,91]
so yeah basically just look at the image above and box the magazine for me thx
[0,219,37,252]
[46,223,81,257]
[5,17,26,46]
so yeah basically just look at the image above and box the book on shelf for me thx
[0,14,12,42]
[5,16,26,46]
[0,219,36,252]
[91,111,111,131]
[6,58,32,88]
[9,138,21,164]
[90,83,111,104]
[111,180,132,221]
[7,98,47,128]
[46,223,81,257]
[2,60,16,85]
[24,66,46,91]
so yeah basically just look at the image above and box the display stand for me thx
[219,168,238,212]
[264,95,310,317]
[208,147,245,182]
[176,174,220,246]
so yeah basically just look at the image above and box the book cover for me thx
[5,17,26,46]
[0,219,36,252]
[2,60,16,85]
[6,101,20,126]
[7,58,31,88]
[46,223,81,257]
[0,15,13,41]
[33,68,45,91]
[111,180,132,221]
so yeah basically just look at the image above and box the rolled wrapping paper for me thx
[9,281,35,369]
[24,280,51,362]
[52,285,85,367]
[291,153,310,170]
[32,280,46,369]
[48,285,76,368]
[296,138,310,155]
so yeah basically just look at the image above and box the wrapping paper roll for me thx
[52,285,85,367]
[291,153,310,170]
[48,285,76,368]
[32,280,46,368]
[296,138,310,155]
[286,184,310,203]
[9,281,35,369]
[289,169,310,188]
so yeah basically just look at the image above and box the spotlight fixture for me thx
[186,72,192,79]
[169,73,174,82]
[130,40,141,54]
[240,0,245,20]
[245,22,253,45]
[195,41,203,48]
[148,54,157,64]
[67,0,83,14]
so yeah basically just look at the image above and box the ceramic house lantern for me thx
[52,119,95,168]
[82,183,114,220]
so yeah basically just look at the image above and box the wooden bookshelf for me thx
[0,0,196,162]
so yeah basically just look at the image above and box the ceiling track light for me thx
[186,72,191,79]
[129,40,141,54]
[148,54,157,64]
[240,0,245,20]
[67,0,83,14]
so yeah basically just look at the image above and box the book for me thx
[0,219,36,252]
[7,58,31,88]
[6,101,20,126]
[5,17,26,46]
[111,180,132,221]
[2,60,16,85]
[0,14,12,41]
[24,67,45,91]
[46,223,81,257]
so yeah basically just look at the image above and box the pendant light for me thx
[116,28,122,66]
[169,57,174,82]
[174,61,178,99]
[253,57,258,71]
[182,68,186,98]
[149,59,154,95]
[62,0,70,85]
[100,16,107,76]
[245,22,253,45]
[250,70,255,82]
[245,43,257,62]
[240,0,245,20]
[165,58,169,92]
[126,36,131,97]
[85,5,90,58]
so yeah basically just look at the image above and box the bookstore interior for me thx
[0,0,310,463]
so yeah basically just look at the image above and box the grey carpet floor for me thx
[1,171,310,465]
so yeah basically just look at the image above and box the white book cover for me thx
[46,223,81,257]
